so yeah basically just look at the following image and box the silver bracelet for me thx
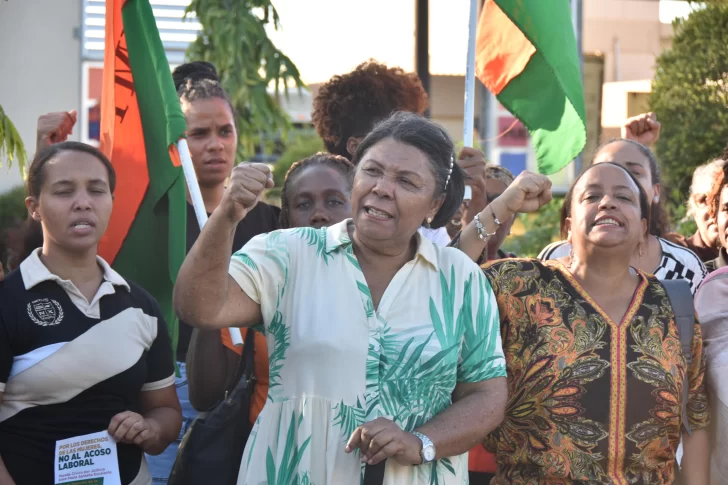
[490,205,502,226]
[474,214,497,241]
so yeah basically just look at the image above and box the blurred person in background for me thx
[668,159,725,263]
[705,164,728,272]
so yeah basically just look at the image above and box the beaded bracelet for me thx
[474,213,497,241]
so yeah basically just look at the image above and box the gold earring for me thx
[638,240,644,257]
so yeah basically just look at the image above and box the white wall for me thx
[0,0,82,193]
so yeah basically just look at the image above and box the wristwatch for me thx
[412,432,436,464]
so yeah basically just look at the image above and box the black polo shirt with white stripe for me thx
[0,250,175,485]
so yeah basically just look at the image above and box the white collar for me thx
[20,248,130,291]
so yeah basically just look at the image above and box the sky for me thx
[266,0,695,85]
[265,0,474,84]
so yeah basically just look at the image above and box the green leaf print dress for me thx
[228,220,506,485]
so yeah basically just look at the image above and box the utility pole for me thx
[415,0,431,118]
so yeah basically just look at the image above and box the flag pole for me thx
[177,139,245,347]
[462,0,479,200]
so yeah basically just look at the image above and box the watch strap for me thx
[412,431,435,464]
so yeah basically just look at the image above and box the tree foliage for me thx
[185,0,305,158]
[650,3,728,200]
[0,105,28,176]
[264,134,324,204]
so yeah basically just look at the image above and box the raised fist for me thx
[622,112,661,147]
[220,163,274,223]
[36,110,77,151]
[497,171,552,214]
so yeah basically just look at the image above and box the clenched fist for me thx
[496,170,552,214]
[622,112,661,147]
[221,163,274,223]
[36,110,77,151]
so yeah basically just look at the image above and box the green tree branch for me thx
[185,0,305,160]
[0,105,28,177]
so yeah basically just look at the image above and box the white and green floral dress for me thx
[228,220,506,485]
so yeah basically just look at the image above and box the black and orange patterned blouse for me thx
[482,259,709,485]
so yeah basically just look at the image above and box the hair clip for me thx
[444,154,454,191]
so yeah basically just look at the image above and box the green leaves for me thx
[267,309,290,398]
[292,226,331,263]
[265,411,313,485]
[0,105,28,177]
[650,3,728,200]
[185,0,305,160]
[333,399,366,441]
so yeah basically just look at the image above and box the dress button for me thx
[372,344,380,352]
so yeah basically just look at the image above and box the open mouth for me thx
[204,158,228,166]
[592,216,623,228]
[71,220,95,229]
[364,206,394,220]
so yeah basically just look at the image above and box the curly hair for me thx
[707,163,728,221]
[279,153,354,229]
[312,60,429,160]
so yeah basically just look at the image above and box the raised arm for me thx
[174,163,274,330]
[455,171,553,262]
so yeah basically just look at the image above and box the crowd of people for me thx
[0,58,727,485]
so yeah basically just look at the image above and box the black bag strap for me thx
[363,462,386,485]
[227,327,256,395]
[660,279,695,435]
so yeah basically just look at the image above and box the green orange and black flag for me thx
[98,0,187,354]
[476,0,586,175]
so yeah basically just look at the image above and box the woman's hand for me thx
[494,170,552,215]
[108,411,160,451]
[622,112,661,146]
[458,147,488,225]
[36,110,77,151]
[221,163,275,224]
[345,417,422,466]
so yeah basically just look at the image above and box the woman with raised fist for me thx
[175,112,553,484]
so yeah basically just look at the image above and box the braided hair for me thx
[172,61,235,115]
[279,153,354,228]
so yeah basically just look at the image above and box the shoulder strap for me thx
[660,278,695,435]
[227,327,256,394]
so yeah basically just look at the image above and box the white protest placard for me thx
[55,430,121,485]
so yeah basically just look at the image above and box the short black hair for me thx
[279,153,354,228]
[173,61,235,116]
[590,138,669,237]
[560,162,650,239]
[352,112,465,229]
[27,141,116,198]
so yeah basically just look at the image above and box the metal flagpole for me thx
[177,139,244,347]
[462,0,479,200]
[571,0,584,174]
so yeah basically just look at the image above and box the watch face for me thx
[423,444,436,462]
